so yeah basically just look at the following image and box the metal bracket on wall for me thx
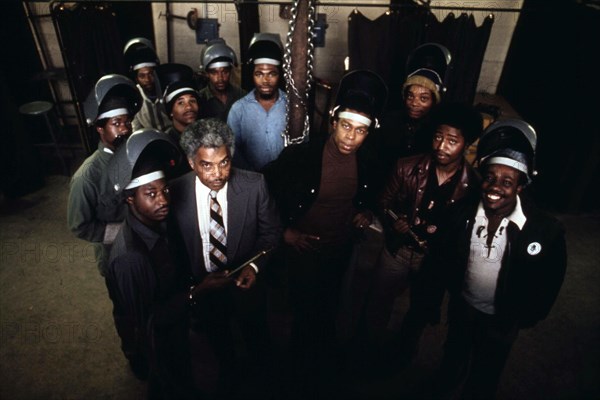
[160,8,220,45]
[313,13,328,47]
[188,9,219,43]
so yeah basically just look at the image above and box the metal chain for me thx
[282,0,316,146]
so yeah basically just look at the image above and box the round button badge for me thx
[527,242,542,255]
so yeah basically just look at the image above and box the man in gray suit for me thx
[169,118,281,397]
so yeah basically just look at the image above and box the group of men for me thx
[121,34,290,175]
[66,37,567,400]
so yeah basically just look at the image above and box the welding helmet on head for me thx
[477,118,538,183]
[201,39,238,71]
[162,79,200,115]
[404,42,452,103]
[107,128,182,195]
[330,69,388,129]
[83,74,142,126]
[123,37,159,74]
[155,63,195,95]
[247,33,283,66]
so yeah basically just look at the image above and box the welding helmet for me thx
[330,69,388,129]
[123,37,159,74]
[83,74,142,126]
[477,118,538,183]
[404,42,452,103]
[201,39,238,71]
[247,33,283,66]
[107,128,182,195]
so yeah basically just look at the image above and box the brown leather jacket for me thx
[379,153,479,253]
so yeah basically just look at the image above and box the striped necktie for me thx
[208,190,227,271]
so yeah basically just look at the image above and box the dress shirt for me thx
[195,178,228,272]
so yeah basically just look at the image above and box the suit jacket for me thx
[169,168,282,282]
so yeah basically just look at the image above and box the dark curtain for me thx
[348,8,427,110]
[425,13,493,104]
[52,2,125,100]
[497,0,599,213]
[348,6,493,109]
[51,2,125,153]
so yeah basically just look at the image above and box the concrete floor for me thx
[1,174,599,399]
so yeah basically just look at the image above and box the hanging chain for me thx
[282,0,316,146]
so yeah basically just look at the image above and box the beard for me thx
[256,88,278,101]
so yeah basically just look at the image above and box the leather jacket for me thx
[379,153,479,253]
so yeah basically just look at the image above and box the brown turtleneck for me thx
[295,136,358,245]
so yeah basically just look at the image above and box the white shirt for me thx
[462,195,526,314]
[195,178,228,272]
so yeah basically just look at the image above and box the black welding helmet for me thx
[162,79,200,115]
[201,38,238,71]
[404,42,452,103]
[330,69,388,129]
[156,63,195,95]
[247,33,283,66]
[477,118,538,183]
[83,74,142,126]
[123,37,160,74]
[107,128,182,195]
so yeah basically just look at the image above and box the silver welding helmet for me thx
[83,74,142,126]
[404,42,452,102]
[107,128,182,195]
[201,39,238,71]
[477,118,538,183]
[123,37,155,54]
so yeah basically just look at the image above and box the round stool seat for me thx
[18,100,70,176]
[19,101,53,116]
